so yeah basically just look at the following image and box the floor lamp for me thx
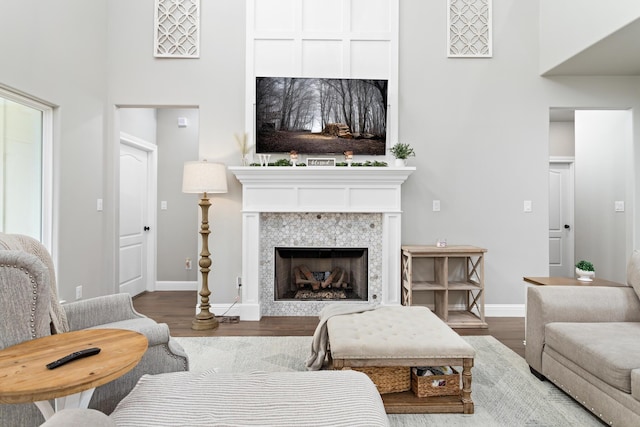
[182,160,228,330]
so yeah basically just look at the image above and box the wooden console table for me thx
[0,328,147,420]
[401,245,488,328]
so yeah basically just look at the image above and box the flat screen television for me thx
[255,77,388,155]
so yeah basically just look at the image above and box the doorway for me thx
[119,135,156,296]
[548,108,632,282]
[117,107,200,295]
[548,160,574,277]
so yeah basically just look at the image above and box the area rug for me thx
[173,336,603,426]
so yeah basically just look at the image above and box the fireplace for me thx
[274,247,368,301]
[259,212,382,316]
[229,166,415,320]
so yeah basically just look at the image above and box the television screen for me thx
[256,77,388,155]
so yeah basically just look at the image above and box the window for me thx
[0,86,53,249]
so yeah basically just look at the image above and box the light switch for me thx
[97,199,103,211]
[524,200,532,213]
[432,200,441,212]
[161,201,168,210]
[615,201,625,212]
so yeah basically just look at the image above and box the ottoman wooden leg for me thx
[462,358,474,414]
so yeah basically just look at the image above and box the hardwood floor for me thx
[133,291,525,358]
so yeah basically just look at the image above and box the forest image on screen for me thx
[256,77,388,155]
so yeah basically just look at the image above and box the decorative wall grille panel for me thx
[448,0,492,58]
[154,0,200,58]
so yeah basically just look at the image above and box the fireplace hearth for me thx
[274,247,368,301]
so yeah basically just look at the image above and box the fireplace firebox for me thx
[274,247,368,301]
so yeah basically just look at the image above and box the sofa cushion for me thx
[111,370,389,426]
[633,369,640,401]
[628,249,640,301]
[545,322,640,393]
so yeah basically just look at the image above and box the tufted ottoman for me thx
[327,306,475,414]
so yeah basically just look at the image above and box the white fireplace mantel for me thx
[229,166,415,320]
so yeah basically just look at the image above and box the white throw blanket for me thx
[306,303,379,370]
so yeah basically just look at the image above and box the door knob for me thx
[144,226,150,231]
[564,224,571,230]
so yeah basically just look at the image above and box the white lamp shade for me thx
[182,161,228,194]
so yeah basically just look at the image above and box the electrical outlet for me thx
[236,276,242,289]
[185,258,192,270]
[75,285,82,300]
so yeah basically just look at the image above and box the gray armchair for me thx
[0,233,188,427]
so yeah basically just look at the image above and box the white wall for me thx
[549,121,575,157]
[0,0,109,301]
[120,108,157,144]
[2,1,640,309]
[106,0,245,304]
[155,108,199,282]
[575,110,632,282]
[539,0,640,74]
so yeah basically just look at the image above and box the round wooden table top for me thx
[0,328,147,404]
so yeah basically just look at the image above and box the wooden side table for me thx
[523,276,626,287]
[0,328,147,420]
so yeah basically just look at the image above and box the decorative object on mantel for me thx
[447,0,492,58]
[390,142,415,167]
[235,133,253,166]
[154,0,200,58]
[182,160,228,330]
[289,150,298,167]
[307,158,336,167]
[344,151,354,167]
[575,260,595,282]
[246,160,388,167]
[258,154,271,167]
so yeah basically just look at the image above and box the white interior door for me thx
[549,161,574,277]
[119,143,149,295]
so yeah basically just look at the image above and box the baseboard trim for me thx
[211,304,241,317]
[485,304,524,317]
[155,281,198,291]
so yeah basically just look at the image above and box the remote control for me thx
[46,347,101,370]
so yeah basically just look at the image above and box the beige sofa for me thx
[526,251,640,427]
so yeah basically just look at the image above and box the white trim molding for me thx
[447,0,492,58]
[485,304,525,317]
[154,0,200,58]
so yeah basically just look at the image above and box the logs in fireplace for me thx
[274,247,368,301]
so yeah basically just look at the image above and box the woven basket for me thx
[411,367,460,397]
[348,366,411,394]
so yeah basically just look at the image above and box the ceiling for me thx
[542,18,640,77]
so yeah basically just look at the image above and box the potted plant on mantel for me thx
[390,142,415,167]
[575,260,595,282]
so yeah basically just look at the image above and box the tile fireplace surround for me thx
[229,166,415,320]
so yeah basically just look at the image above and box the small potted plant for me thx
[389,142,415,167]
[575,260,595,282]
